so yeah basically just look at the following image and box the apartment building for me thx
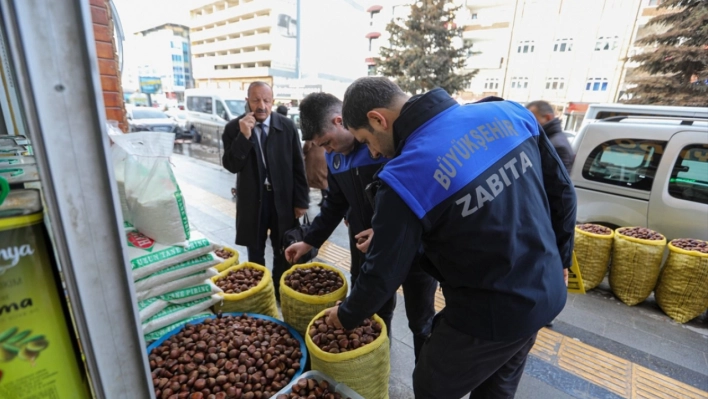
[189,0,366,102]
[126,23,193,101]
[365,0,668,128]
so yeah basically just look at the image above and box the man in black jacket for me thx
[222,82,309,299]
[324,78,577,398]
[527,100,575,171]
[284,93,437,359]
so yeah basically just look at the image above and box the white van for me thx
[577,103,708,133]
[184,88,248,145]
[570,115,708,241]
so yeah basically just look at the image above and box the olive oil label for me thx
[0,214,89,398]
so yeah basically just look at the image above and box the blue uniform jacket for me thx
[338,89,577,341]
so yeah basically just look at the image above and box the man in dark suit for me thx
[222,82,309,299]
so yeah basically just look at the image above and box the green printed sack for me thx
[136,268,218,302]
[138,281,222,322]
[126,230,215,281]
[142,295,221,334]
[134,252,220,291]
[144,312,213,344]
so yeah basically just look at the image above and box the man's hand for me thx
[564,268,569,287]
[294,207,308,219]
[239,112,256,139]
[285,242,313,264]
[355,228,373,253]
[324,303,344,329]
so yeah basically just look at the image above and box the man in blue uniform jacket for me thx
[285,92,437,360]
[324,77,577,398]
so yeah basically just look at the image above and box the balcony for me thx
[465,0,515,11]
[190,0,277,30]
[462,20,511,41]
[192,34,272,55]
[194,66,272,80]
[191,15,272,42]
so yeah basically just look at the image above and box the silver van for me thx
[570,116,708,241]
[184,89,247,146]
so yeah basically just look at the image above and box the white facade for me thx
[366,0,666,110]
[190,0,367,102]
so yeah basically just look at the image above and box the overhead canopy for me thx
[366,32,381,39]
[367,5,383,12]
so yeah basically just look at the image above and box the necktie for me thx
[259,123,268,168]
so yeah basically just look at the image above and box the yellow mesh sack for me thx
[655,241,708,323]
[280,262,348,336]
[609,228,666,306]
[214,246,239,272]
[306,310,390,399]
[574,225,614,290]
[211,262,279,319]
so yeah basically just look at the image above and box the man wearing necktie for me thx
[222,82,309,300]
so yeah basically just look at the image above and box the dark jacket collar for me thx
[392,88,458,154]
[541,118,563,137]
[270,112,285,132]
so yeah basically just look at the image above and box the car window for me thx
[186,96,213,114]
[132,108,168,119]
[668,144,708,205]
[291,114,300,129]
[225,100,246,116]
[215,100,227,120]
[582,139,666,191]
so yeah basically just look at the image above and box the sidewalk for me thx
[171,153,708,399]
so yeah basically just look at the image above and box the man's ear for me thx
[333,115,343,126]
[366,110,388,130]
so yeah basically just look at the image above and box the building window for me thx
[471,13,478,20]
[668,144,708,204]
[367,64,377,76]
[648,0,663,5]
[517,40,535,54]
[483,78,499,90]
[553,38,573,52]
[545,77,565,90]
[510,77,529,89]
[595,36,619,51]
[585,77,609,91]
[368,37,379,52]
[582,139,666,191]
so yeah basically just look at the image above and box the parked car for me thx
[165,110,199,142]
[570,115,708,241]
[126,106,182,136]
[184,88,247,146]
[577,103,708,133]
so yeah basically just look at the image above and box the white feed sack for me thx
[111,132,190,246]
[135,268,219,302]
[137,280,222,323]
[126,230,216,281]
[133,252,220,292]
[142,294,222,334]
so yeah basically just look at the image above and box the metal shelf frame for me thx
[0,0,153,397]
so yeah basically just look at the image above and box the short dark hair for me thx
[299,92,342,141]
[276,105,288,116]
[247,81,271,97]
[342,77,406,130]
[526,100,555,117]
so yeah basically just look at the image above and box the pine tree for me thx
[377,0,477,95]
[622,0,708,106]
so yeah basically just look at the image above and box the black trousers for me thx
[413,315,537,399]
[247,189,288,300]
[348,229,437,360]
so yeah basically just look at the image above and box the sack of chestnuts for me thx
[610,227,667,306]
[212,263,280,319]
[655,238,708,323]
[279,264,348,337]
[574,223,615,290]
[305,311,389,399]
[273,371,362,399]
[148,314,306,399]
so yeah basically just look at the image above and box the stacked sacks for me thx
[280,263,348,336]
[306,311,390,399]
[124,230,223,343]
[574,224,614,290]
[655,238,708,323]
[211,262,280,319]
[609,227,666,306]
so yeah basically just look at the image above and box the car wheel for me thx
[191,127,201,143]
